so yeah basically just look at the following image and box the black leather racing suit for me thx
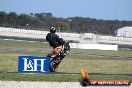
[46,33,65,48]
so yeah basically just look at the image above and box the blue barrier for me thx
[18,56,50,73]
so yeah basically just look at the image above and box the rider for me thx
[46,27,66,58]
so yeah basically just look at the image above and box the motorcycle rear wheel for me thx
[49,59,58,72]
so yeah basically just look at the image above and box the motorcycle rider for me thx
[46,27,66,58]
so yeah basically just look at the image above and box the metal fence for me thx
[0,27,132,45]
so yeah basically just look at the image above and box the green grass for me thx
[0,40,49,48]
[0,73,80,82]
[0,73,132,82]
[59,55,132,74]
[0,40,132,81]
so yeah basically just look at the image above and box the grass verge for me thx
[0,40,132,81]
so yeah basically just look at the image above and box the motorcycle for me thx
[47,42,70,72]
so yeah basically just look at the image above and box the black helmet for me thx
[50,27,56,33]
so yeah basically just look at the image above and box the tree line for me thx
[0,11,132,35]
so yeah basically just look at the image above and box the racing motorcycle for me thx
[47,42,70,72]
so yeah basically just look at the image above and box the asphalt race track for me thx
[0,46,132,59]
[44,72,132,76]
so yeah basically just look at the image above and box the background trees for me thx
[56,21,68,32]
[0,11,132,35]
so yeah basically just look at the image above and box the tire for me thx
[80,77,91,86]
[49,59,58,72]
